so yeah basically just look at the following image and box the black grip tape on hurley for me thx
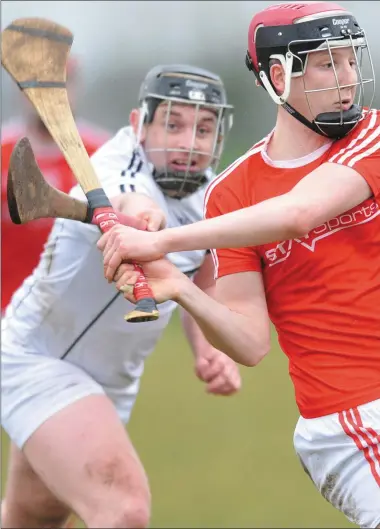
[84,188,112,223]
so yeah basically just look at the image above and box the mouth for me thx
[335,99,353,111]
[169,159,200,172]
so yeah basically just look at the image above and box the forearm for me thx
[180,307,211,358]
[159,193,303,253]
[156,162,371,254]
[175,278,268,367]
[180,253,217,357]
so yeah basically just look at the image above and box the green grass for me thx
[1,311,354,528]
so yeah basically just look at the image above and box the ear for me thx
[270,62,285,96]
[129,108,147,142]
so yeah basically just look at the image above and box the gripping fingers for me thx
[97,228,114,252]
[106,252,124,282]
[120,283,136,303]
[206,376,234,396]
[199,358,224,383]
[111,263,138,301]
[98,225,121,262]
[207,366,241,395]
[116,271,139,293]
[113,262,135,283]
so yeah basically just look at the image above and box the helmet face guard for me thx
[246,10,375,139]
[136,67,233,199]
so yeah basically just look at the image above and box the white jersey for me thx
[2,126,211,382]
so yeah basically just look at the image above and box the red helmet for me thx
[245,2,375,138]
[247,2,347,74]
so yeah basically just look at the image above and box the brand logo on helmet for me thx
[188,89,206,101]
[185,79,208,90]
[332,18,350,25]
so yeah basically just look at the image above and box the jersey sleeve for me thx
[204,168,262,280]
[327,109,380,198]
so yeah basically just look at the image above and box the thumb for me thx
[195,356,209,378]
[147,211,166,232]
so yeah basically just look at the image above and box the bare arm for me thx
[176,269,271,367]
[108,245,270,366]
[179,253,216,358]
[179,254,242,395]
[157,163,372,252]
[98,162,374,282]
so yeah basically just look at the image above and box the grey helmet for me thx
[135,64,234,199]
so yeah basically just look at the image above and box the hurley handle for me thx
[87,189,159,323]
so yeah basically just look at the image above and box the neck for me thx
[267,106,331,161]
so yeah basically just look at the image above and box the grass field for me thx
[1,310,354,528]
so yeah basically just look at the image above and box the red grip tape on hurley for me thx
[91,207,147,232]
[92,206,154,301]
[132,264,154,301]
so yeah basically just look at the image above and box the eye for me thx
[166,122,178,131]
[198,124,215,137]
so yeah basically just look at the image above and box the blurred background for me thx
[3,1,379,163]
[1,1,379,527]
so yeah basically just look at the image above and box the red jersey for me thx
[1,118,111,310]
[205,108,380,419]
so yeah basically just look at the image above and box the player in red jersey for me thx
[1,56,110,310]
[97,2,380,525]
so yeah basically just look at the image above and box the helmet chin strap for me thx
[152,167,208,199]
[281,103,361,140]
[281,101,361,140]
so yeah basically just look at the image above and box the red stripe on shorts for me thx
[339,409,380,487]
[352,407,380,476]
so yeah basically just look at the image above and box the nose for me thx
[338,58,358,88]
[177,126,199,152]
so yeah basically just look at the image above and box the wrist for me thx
[172,273,196,304]
[156,228,176,255]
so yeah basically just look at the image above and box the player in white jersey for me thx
[1,64,236,529]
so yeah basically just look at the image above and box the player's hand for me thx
[195,347,242,396]
[135,208,166,232]
[97,225,165,282]
[112,258,188,304]
[111,193,167,232]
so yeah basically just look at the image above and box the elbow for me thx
[286,203,317,240]
[239,338,271,368]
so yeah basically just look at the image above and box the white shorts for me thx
[1,335,142,450]
[294,399,380,528]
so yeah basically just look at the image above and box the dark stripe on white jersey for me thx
[60,291,122,360]
[123,151,136,174]
[119,183,136,193]
[120,151,142,193]
[131,160,143,178]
